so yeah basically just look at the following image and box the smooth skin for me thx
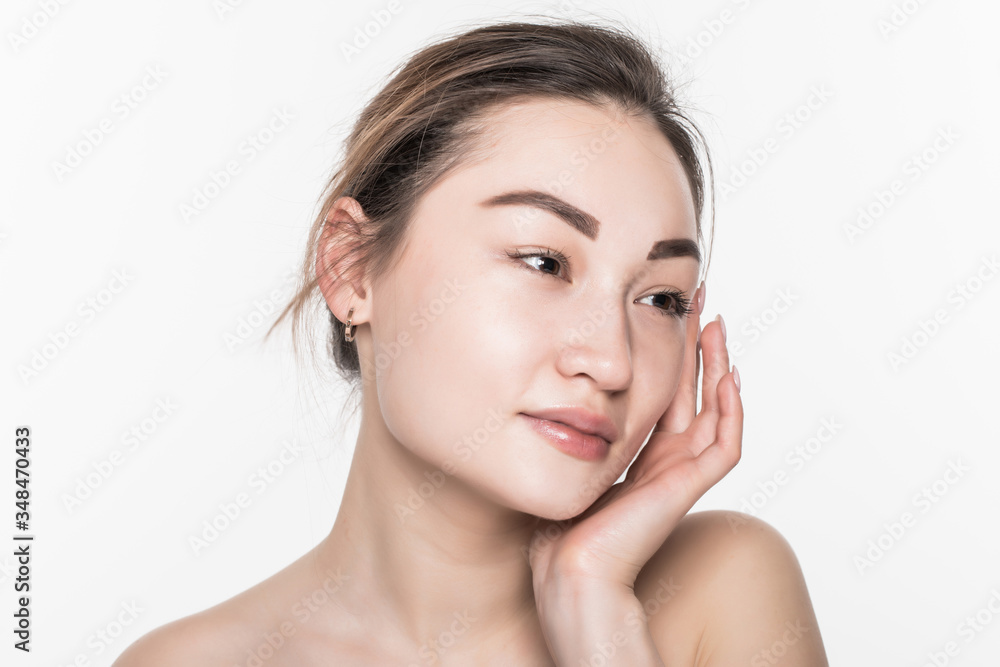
[114,98,828,665]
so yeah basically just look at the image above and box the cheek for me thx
[624,330,688,442]
[369,263,533,465]
[657,332,689,408]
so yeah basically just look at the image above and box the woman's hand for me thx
[527,282,743,664]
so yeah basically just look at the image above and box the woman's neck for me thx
[312,406,547,656]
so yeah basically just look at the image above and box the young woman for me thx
[116,19,828,666]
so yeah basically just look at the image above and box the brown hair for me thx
[266,17,715,394]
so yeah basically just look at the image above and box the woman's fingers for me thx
[694,364,744,481]
[674,312,733,458]
[699,313,731,420]
[655,281,705,435]
[557,361,744,586]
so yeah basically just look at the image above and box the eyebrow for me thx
[479,189,701,265]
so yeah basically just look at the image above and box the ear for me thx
[316,196,374,328]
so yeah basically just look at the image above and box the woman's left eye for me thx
[504,247,694,319]
[636,291,694,319]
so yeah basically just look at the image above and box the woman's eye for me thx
[521,255,562,276]
[505,248,570,279]
[506,247,693,319]
[637,291,694,319]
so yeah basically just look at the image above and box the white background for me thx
[3,0,999,665]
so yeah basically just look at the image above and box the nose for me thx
[554,298,633,392]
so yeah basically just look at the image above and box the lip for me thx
[520,407,619,443]
[518,406,619,462]
[520,414,611,462]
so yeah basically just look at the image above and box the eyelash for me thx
[503,247,695,319]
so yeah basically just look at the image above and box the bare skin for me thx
[114,98,828,666]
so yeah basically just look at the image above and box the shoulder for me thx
[111,549,353,666]
[111,608,239,666]
[635,510,829,667]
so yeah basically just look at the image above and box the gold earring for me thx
[344,307,356,342]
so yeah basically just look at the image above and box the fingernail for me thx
[715,313,727,342]
[732,364,741,393]
[696,280,706,315]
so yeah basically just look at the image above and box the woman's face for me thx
[360,98,700,520]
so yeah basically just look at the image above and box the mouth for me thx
[518,413,611,462]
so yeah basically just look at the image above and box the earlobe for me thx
[315,196,373,326]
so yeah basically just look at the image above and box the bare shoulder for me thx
[634,510,829,667]
[111,555,316,666]
[111,606,241,667]
[112,548,356,666]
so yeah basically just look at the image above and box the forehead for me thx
[469,97,680,167]
[479,97,632,135]
[445,97,698,238]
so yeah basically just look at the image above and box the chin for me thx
[534,501,593,522]
[492,472,612,522]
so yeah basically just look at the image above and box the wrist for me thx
[536,578,664,667]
